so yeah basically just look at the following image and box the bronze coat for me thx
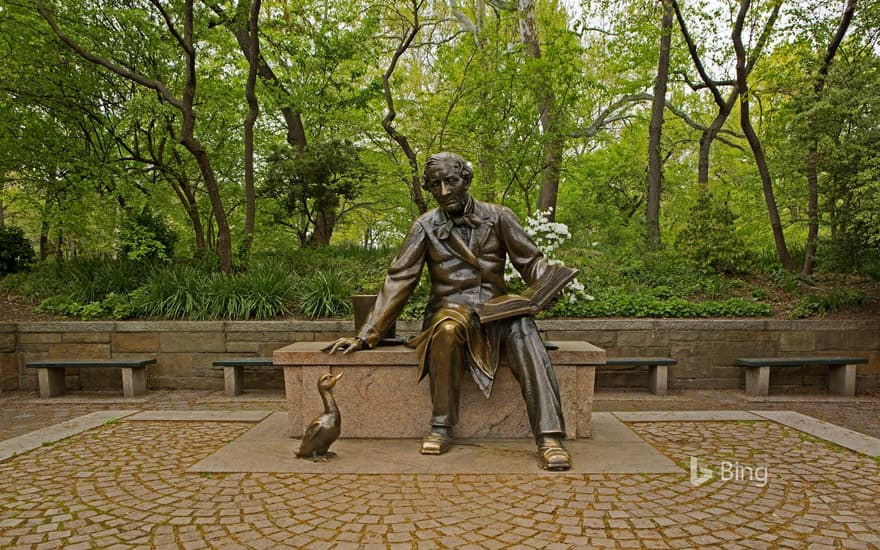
[357,198,553,387]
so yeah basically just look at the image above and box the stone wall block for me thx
[225,342,261,354]
[816,330,879,352]
[615,330,669,348]
[147,354,192,385]
[711,341,776,360]
[257,342,293,356]
[779,331,816,352]
[543,330,616,348]
[1,353,19,390]
[112,332,160,353]
[160,332,225,353]
[0,332,16,353]
[47,343,111,360]
[61,332,111,344]
[18,333,62,345]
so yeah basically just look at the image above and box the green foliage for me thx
[130,264,294,320]
[118,210,178,263]
[677,190,751,274]
[295,270,353,319]
[0,225,36,274]
[790,289,868,319]
[550,291,772,318]
[262,141,371,246]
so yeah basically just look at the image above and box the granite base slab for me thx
[188,412,681,475]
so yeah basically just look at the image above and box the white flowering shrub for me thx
[506,208,593,303]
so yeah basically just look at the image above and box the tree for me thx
[732,0,795,270]
[380,0,428,215]
[263,140,370,247]
[801,0,856,276]
[36,0,236,272]
[645,0,673,250]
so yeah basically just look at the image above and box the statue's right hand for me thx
[323,337,363,355]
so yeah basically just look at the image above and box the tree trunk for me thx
[0,197,4,226]
[39,218,50,261]
[169,174,206,252]
[306,202,338,248]
[646,0,673,250]
[518,0,563,220]
[242,0,261,259]
[381,1,427,214]
[733,0,795,271]
[697,93,737,188]
[802,0,856,277]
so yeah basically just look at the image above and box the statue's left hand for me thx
[323,337,363,355]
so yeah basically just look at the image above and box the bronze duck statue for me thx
[294,372,343,460]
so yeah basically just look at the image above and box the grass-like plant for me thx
[295,270,353,319]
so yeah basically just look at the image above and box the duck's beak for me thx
[332,372,343,385]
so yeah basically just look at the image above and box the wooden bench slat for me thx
[212,358,274,367]
[26,359,157,369]
[736,357,867,367]
[605,357,677,367]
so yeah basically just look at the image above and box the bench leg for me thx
[744,366,769,396]
[828,364,856,397]
[224,366,244,397]
[37,368,66,398]
[648,365,667,396]
[121,367,146,398]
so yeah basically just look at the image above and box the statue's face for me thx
[424,160,470,216]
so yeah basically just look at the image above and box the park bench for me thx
[736,356,868,397]
[600,357,677,395]
[212,357,275,396]
[26,358,156,398]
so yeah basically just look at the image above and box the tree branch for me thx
[35,0,183,111]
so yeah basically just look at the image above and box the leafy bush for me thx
[295,270,353,319]
[118,210,178,263]
[549,290,772,318]
[790,288,868,319]
[677,190,751,274]
[0,225,36,274]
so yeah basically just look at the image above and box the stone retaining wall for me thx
[0,319,877,394]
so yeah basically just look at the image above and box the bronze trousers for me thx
[427,315,566,439]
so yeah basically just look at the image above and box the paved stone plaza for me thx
[1,389,879,549]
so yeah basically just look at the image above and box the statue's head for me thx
[423,152,473,216]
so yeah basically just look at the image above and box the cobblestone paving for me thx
[1,417,878,548]
[0,391,286,442]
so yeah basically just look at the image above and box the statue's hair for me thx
[423,152,473,189]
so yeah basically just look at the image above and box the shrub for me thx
[677,190,751,274]
[295,270,353,319]
[0,225,36,275]
[790,288,868,319]
[118,210,178,263]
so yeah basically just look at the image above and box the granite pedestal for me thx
[274,341,605,439]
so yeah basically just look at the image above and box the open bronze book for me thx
[474,265,579,323]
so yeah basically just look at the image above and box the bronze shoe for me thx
[420,430,451,455]
[537,437,571,471]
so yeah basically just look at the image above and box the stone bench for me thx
[735,356,868,396]
[601,357,677,395]
[212,358,275,397]
[26,358,156,398]
[274,341,605,440]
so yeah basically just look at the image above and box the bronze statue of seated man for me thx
[326,152,571,471]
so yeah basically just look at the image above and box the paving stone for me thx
[1,390,879,548]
